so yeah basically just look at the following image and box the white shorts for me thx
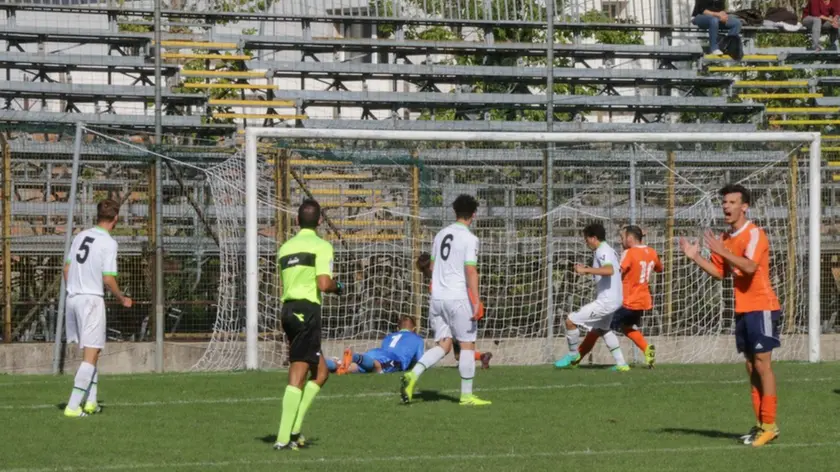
[568,299,620,332]
[428,299,477,343]
[65,294,107,350]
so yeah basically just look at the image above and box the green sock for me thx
[291,381,321,435]
[276,385,302,444]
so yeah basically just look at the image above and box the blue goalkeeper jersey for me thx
[380,329,425,371]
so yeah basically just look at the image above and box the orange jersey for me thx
[711,221,780,314]
[620,245,663,310]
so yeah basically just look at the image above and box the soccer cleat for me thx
[290,433,306,449]
[480,352,493,369]
[83,401,101,415]
[273,441,299,451]
[610,364,631,372]
[751,424,780,448]
[740,425,761,445]
[644,345,656,369]
[400,371,417,404]
[337,348,352,375]
[63,406,89,418]
[459,394,492,406]
[554,352,581,369]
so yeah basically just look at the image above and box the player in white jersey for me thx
[62,199,133,417]
[400,194,491,406]
[554,222,630,371]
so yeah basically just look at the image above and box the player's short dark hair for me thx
[623,225,644,242]
[720,183,751,206]
[399,316,416,329]
[96,199,120,223]
[583,222,606,242]
[452,194,478,220]
[298,199,321,229]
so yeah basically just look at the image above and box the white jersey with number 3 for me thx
[65,227,119,297]
[430,222,478,301]
[593,241,622,308]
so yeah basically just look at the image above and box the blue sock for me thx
[353,353,377,372]
[325,358,337,372]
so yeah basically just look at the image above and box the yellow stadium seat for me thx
[733,80,809,88]
[740,93,822,100]
[163,53,252,60]
[209,99,296,107]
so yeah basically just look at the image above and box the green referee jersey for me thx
[277,228,335,305]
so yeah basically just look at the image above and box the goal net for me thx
[194,130,821,370]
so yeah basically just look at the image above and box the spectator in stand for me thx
[803,0,839,51]
[691,1,742,56]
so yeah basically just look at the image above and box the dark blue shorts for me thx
[735,310,782,354]
[358,348,402,374]
[610,307,644,331]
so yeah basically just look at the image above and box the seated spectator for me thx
[691,0,742,55]
[802,0,839,51]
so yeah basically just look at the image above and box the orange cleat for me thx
[337,348,353,375]
[480,352,493,369]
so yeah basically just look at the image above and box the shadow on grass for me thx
[258,434,319,447]
[414,390,460,404]
[656,428,743,440]
[834,389,840,396]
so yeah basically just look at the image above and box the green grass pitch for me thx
[1,362,840,472]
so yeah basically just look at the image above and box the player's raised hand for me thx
[679,237,699,259]
[703,229,725,255]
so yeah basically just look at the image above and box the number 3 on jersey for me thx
[638,261,655,284]
[440,234,454,261]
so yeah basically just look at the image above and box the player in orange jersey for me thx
[612,225,662,368]
[680,183,781,448]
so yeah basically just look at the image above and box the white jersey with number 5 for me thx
[593,241,622,309]
[430,222,478,301]
[65,226,119,297]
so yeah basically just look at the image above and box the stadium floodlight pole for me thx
[244,129,823,364]
[153,0,164,372]
[52,122,84,374]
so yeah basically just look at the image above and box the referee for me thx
[274,199,343,451]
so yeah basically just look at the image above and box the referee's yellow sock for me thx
[277,385,302,444]
[292,381,321,436]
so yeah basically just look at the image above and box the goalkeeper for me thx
[327,316,425,374]
[416,252,493,369]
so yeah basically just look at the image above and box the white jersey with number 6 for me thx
[430,222,478,301]
[66,226,119,297]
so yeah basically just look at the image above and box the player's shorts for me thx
[280,299,322,365]
[65,294,107,350]
[610,307,645,331]
[735,310,782,355]
[569,299,621,332]
[428,298,477,343]
[358,348,402,374]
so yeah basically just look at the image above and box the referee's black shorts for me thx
[280,300,322,365]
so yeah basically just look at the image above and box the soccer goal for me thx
[195,129,822,370]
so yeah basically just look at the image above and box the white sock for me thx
[566,328,581,354]
[411,345,446,377]
[86,369,99,405]
[603,331,627,366]
[459,350,476,396]
[67,362,95,410]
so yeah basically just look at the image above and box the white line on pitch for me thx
[2,441,839,472]
[1,377,835,411]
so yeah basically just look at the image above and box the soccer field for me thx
[2,363,839,472]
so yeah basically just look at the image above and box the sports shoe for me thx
[273,441,299,451]
[740,425,761,445]
[337,348,352,375]
[459,394,492,406]
[400,371,417,404]
[554,352,581,369]
[710,49,724,55]
[751,424,780,448]
[290,433,306,449]
[83,401,101,415]
[63,406,89,418]
[610,364,631,372]
[644,345,656,369]
[480,352,493,369]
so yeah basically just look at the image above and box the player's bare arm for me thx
[317,274,343,294]
[680,236,723,280]
[702,229,758,275]
[103,275,132,308]
[465,264,483,321]
[574,263,613,276]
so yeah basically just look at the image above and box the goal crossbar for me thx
[244,129,822,369]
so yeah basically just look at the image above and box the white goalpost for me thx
[196,129,821,371]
